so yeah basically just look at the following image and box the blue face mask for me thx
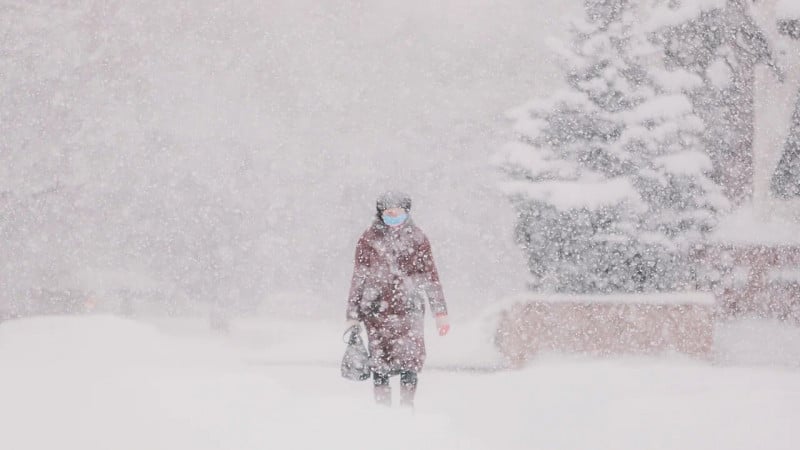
[382,212,408,226]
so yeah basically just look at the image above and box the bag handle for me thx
[343,324,362,345]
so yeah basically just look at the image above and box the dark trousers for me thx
[373,371,417,406]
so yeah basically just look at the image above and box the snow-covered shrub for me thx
[493,0,728,294]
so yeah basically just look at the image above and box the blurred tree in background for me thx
[494,0,729,293]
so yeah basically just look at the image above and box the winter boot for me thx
[374,385,391,406]
[399,371,417,408]
[373,373,391,407]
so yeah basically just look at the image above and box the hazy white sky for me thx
[240,0,579,315]
[3,0,581,316]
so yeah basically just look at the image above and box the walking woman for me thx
[345,192,450,407]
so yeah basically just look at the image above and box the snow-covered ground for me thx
[2,314,799,450]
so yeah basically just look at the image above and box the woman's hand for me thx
[435,313,450,336]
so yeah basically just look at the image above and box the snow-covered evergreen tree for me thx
[648,0,781,204]
[771,0,800,198]
[493,0,729,293]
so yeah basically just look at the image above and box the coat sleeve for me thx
[417,236,448,316]
[346,236,370,321]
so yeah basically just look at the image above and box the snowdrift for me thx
[2,315,800,449]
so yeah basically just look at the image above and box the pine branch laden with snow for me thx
[494,0,729,294]
[648,0,780,204]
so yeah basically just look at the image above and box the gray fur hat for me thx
[376,191,412,214]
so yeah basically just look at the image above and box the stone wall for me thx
[494,295,714,367]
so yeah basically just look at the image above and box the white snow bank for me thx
[437,359,800,450]
[0,315,473,450]
[777,0,800,21]
[158,313,506,370]
[715,318,800,368]
[0,315,237,367]
[2,315,800,449]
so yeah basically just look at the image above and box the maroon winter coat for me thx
[346,218,447,375]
